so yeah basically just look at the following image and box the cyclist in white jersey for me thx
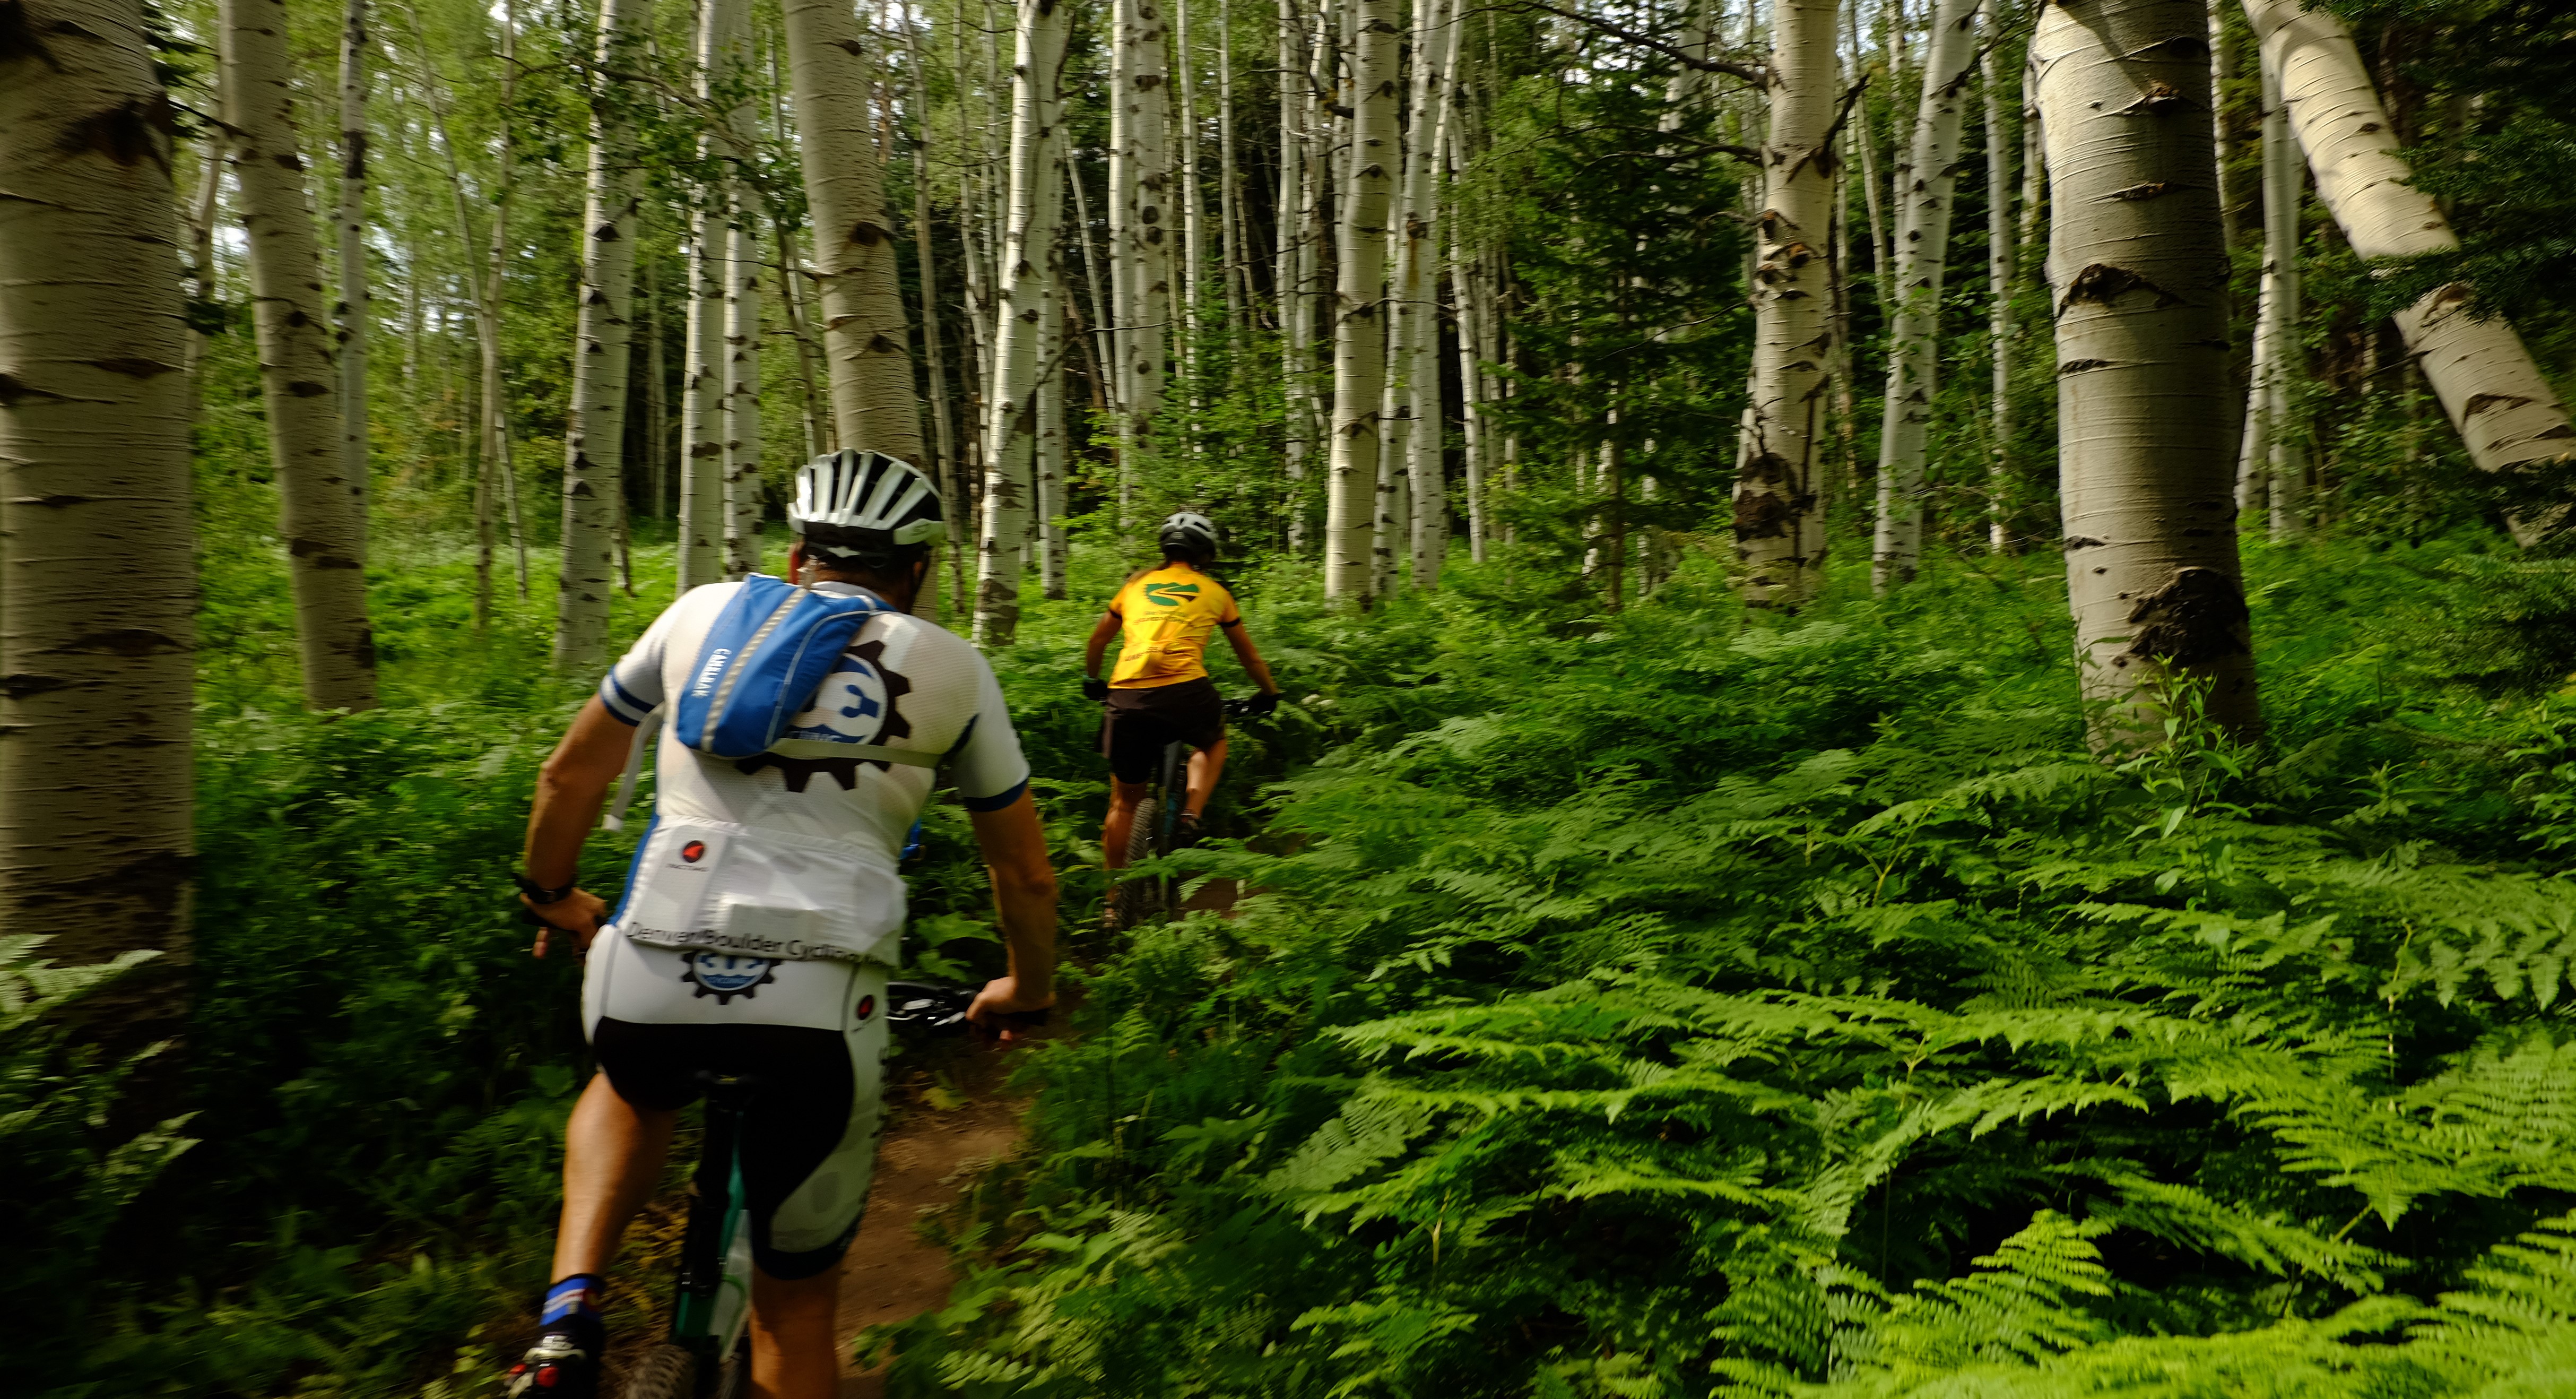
[507,451,1059,1399]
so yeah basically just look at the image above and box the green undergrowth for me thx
[870,532,2576,1398]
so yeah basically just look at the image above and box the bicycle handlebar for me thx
[886,980,1051,1038]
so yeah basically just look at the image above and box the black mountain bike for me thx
[1113,697,1256,929]
[619,982,1042,1398]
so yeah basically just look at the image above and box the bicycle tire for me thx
[621,1341,744,1399]
[621,1343,695,1399]
[1120,791,1164,926]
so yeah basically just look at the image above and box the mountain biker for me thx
[508,450,1059,1399]
[1082,511,1280,885]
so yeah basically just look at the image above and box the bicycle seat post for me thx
[678,1071,757,1305]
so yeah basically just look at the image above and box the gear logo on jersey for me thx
[779,651,892,746]
[739,639,917,792]
[1143,581,1200,608]
[681,952,778,1004]
[680,840,707,863]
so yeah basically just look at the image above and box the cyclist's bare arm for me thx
[521,696,631,957]
[1223,620,1280,696]
[965,789,1060,1032]
[1082,609,1121,680]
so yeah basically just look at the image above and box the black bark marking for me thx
[2123,566,2249,667]
[65,628,186,657]
[60,96,175,171]
[2061,263,2181,310]
[2064,535,2108,550]
[832,37,864,56]
[90,356,176,379]
[2464,392,2532,417]
[0,671,68,699]
[0,373,64,407]
[2120,82,2191,116]
[2109,182,2184,201]
[2059,358,2115,375]
[0,0,64,68]
[287,378,329,396]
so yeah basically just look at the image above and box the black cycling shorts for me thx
[1101,677,1226,784]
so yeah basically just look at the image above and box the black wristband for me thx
[514,871,577,904]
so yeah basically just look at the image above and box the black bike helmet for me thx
[791,449,946,569]
[1159,511,1217,561]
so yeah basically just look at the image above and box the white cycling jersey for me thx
[594,579,1030,968]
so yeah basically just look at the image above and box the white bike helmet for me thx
[1159,511,1218,560]
[791,449,946,568]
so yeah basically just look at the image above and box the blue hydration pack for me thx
[673,574,898,758]
[603,576,942,832]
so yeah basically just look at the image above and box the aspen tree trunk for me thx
[1324,0,1399,603]
[1115,0,1174,496]
[2256,65,2307,539]
[1447,117,1488,564]
[903,13,965,614]
[1109,0,1138,426]
[1400,0,1455,590]
[553,0,644,670]
[1870,0,1979,592]
[2233,67,2281,521]
[1038,246,1070,598]
[1277,0,1315,549]
[724,205,765,577]
[1733,0,1836,611]
[786,0,925,462]
[645,255,671,512]
[2208,0,2234,248]
[716,4,764,578]
[1216,0,1246,341]
[186,137,224,381]
[2034,0,2257,741]
[2243,0,2575,502]
[1846,0,1893,310]
[1980,18,2015,552]
[974,0,1069,644]
[679,0,744,592]
[221,0,377,707]
[1177,0,1205,360]
[0,0,199,988]
[775,223,830,457]
[336,0,370,538]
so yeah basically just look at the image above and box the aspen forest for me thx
[14,0,2576,1388]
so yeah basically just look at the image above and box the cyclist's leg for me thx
[1183,733,1228,820]
[747,1267,842,1399]
[1102,776,1151,869]
[549,1072,680,1279]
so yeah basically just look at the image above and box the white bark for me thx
[903,12,965,616]
[1447,117,1488,564]
[335,0,370,550]
[1870,0,1979,591]
[1038,247,1070,599]
[1114,0,1174,490]
[0,0,200,969]
[1279,0,1321,550]
[1398,0,1456,590]
[2243,0,2575,502]
[1216,0,1245,339]
[679,0,744,591]
[553,0,644,670]
[1733,0,1836,610]
[2239,63,2308,538]
[723,205,766,577]
[1324,0,1399,603]
[2034,0,2258,741]
[1979,12,2014,553]
[787,0,924,464]
[974,0,1069,644]
[221,0,377,708]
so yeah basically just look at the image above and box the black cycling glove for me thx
[1082,676,1111,702]
[1245,690,1281,718]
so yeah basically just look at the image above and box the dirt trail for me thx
[833,1046,1028,1397]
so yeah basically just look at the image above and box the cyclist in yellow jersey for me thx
[1082,513,1280,869]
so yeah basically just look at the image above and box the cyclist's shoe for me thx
[1177,811,1204,847]
[504,1328,600,1397]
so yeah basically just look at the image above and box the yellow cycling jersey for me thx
[1107,565,1241,688]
